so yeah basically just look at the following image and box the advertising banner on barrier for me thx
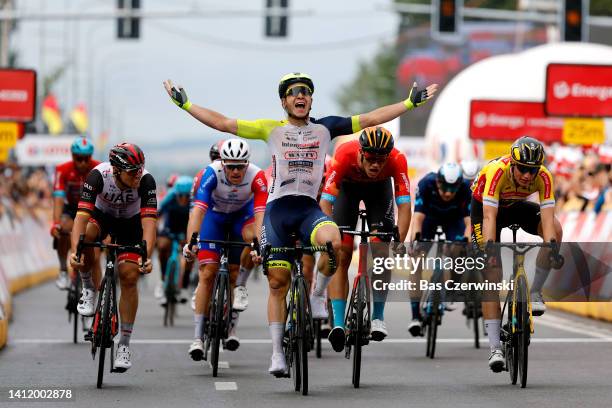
[469,100,564,143]
[15,134,73,166]
[545,63,612,118]
[0,69,37,122]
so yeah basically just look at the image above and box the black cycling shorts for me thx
[62,203,78,219]
[470,198,540,248]
[89,209,144,260]
[333,179,395,244]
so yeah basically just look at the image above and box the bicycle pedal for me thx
[84,332,93,342]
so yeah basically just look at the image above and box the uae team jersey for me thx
[236,116,361,202]
[321,140,411,205]
[77,162,158,219]
[53,159,101,206]
[192,161,268,214]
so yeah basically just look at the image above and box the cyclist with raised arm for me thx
[51,137,100,289]
[164,72,437,375]
[470,136,563,372]
[407,162,471,336]
[183,139,267,359]
[320,127,412,351]
[155,176,194,305]
[69,143,157,372]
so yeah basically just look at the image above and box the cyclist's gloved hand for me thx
[182,243,197,260]
[50,222,61,238]
[403,82,438,110]
[69,252,84,269]
[164,79,192,111]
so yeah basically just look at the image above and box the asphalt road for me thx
[2,269,612,408]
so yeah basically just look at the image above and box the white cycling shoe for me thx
[77,288,95,317]
[55,271,69,290]
[154,282,164,299]
[370,319,388,342]
[408,318,424,337]
[268,352,287,377]
[114,345,132,372]
[310,294,328,320]
[189,339,205,361]
[232,286,248,312]
[488,348,505,373]
[530,292,546,316]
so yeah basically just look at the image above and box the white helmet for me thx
[220,139,250,162]
[460,160,479,180]
[437,162,463,191]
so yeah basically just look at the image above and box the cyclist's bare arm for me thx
[409,212,425,242]
[185,206,206,250]
[319,199,333,218]
[142,218,156,266]
[357,83,438,129]
[482,204,498,244]
[253,211,264,244]
[163,79,238,134]
[52,196,63,224]
[540,206,556,242]
[463,216,472,240]
[397,203,411,242]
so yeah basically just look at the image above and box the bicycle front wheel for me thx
[296,279,309,395]
[352,277,366,388]
[210,275,227,378]
[96,279,112,388]
[507,299,519,385]
[517,275,530,388]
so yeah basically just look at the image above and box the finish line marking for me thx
[215,382,237,391]
[11,337,612,344]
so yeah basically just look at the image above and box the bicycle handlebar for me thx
[76,234,147,269]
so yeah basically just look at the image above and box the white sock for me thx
[313,273,331,297]
[269,322,284,355]
[485,319,501,351]
[236,266,251,287]
[194,314,205,340]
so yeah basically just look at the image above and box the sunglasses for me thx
[73,155,91,163]
[362,153,388,164]
[515,164,539,175]
[439,183,460,193]
[124,167,144,177]
[225,164,247,171]
[285,85,312,97]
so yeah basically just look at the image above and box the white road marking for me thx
[537,313,612,339]
[209,361,229,369]
[214,382,237,391]
[11,337,612,344]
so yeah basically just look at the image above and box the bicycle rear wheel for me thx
[210,275,227,377]
[289,285,301,391]
[352,277,366,388]
[314,319,322,358]
[517,275,530,388]
[97,279,111,388]
[426,300,440,359]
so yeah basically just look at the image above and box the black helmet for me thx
[510,136,545,167]
[278,72,315,99]
[109,142,145,171]
[358,126,394,155]
[209,142,221,162]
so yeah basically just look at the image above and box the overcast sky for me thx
[12,0,399,172]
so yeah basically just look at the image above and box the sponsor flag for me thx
[41,94,63,135]
[69,103,89,134]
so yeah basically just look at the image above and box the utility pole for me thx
[0,0,11,67]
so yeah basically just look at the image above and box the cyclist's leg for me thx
[156,233,171,282]
[233,209,256,311]
[55,206,74,287]
[302,252,315,292]
[471,198,504,366]
[328,181,359,332]
[75,215,102,316]
[408,216,436,330]
[261,199,293,374]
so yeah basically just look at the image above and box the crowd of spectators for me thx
[0,162,52,222]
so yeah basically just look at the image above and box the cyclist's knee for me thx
[267,269,290,292]
[157,237,171,252]
[118,264,139,288]
[199,264,217,284]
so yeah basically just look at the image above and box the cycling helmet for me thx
[209,142,221,162]
[358,126,394,155]
[460,160,479,180]
[109,142,145,171]
[278,72,315,99]
[174,175,193,195]
[437,162,463,191]
[220,139,250,162]
[510,136,545,167]
[71,137,94,156]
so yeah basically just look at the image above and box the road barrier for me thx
[0,206,56,349]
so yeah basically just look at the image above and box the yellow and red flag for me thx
[41,93,63,135]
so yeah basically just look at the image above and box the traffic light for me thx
[265,0,288,38]
[117,0,140,40]
[562,0,588,42]
[433,0,459,35]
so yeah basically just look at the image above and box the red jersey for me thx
[53,159,101,206]
[321,140,411,205]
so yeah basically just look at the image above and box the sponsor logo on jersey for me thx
[284,150,318,160]
[288,160,314,168]
[280,178,296,187]
[487,169,504,197]
[540,170,552,198]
